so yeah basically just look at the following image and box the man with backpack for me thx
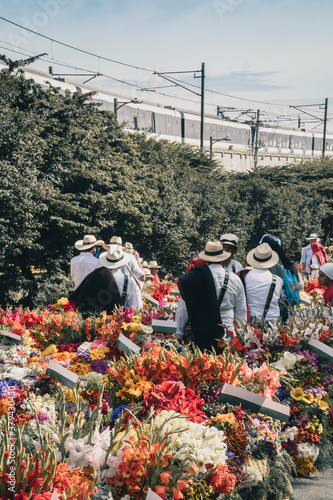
[175,241,247,351]
[69,245,140,316]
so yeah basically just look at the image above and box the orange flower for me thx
[159,471,171,485]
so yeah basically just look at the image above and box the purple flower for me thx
[77,350,91,361]
[37,412,49,423]
[90,359,108,374]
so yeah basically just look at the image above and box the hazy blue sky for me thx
[1,0,332,127]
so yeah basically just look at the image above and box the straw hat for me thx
[142,261,148,268]
[99,244,131,270]
[220,233,239,249]
[198,241,231,263]
[144,268,153,278]
[75,235,104,251]
[147,260,161,269]
[110,236,122,245]
[246,243,279,269]
[306,233,320,242]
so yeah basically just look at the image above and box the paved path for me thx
[291,470,333,500]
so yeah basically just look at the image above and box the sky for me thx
[1,0,333,129]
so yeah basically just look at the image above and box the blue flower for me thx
[110,404,127,422]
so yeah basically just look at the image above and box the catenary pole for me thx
[200,63,205,149]
[322,98,328,158]
[254,109,260,169]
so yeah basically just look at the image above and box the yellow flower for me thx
[122,322,142,333]
[318,400,329,410]
[65,388,76,403]
[41,344,58,359]
[132,314,142,323]
[302,393,314,404]
[52,297,69,309]
[290,387,304,401]
[214,412,236,425]
[90,347,110,361]
[68,363,92,375]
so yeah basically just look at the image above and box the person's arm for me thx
[175,297,188,339]
[125,279,140,311]
[234,280,247,324]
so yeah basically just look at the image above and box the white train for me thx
[15,66,333,171]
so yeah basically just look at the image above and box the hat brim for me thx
[198,250,231,263]
[99,250,131,269]
[246,248,279,269]
[306,237,320,241]
[75,240,104,251]
[147,265,161,269]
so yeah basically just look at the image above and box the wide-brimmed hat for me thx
[110,236,122,245]
[142,261,148,268]
[220,233,239,249]
[198,241,231,263]
[320,263,333,280]
[306,233,320,242]
[147,260,161,269]
[99,244,131,270]
[144,268,153,278]
[247,242,279,269]
[123,242,134,254]
[75,235,104,251]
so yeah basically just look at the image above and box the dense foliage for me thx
[0,57,332,307]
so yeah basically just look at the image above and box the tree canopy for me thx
[0,57,332,307]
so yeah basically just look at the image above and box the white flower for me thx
[271,351,303,371]
[65,438,94,468]
[297,443,319,461]
[280,426,299,442]
[151,411,227,471]
[140,324,153,335]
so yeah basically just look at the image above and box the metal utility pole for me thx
[200,63,205,149]
[322,97,328,157]
[152,64,206,149]
[254,109,260,169]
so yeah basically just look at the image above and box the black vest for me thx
[69,267,123,316]
[178,265,225,352]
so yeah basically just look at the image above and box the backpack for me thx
[282,269,300,305]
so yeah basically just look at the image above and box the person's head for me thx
[246,242,279,270]
[318,263,333,288]
[147,260,161,276]
[123,242,134,254]
[99,244,131,271]
[75,235,103,255]
[110,236,122,246]
[306,233,320,244]
[198,241,231,265]
[219,233,239,256]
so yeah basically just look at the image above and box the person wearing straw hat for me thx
[175,241,247,351]
[70,235,104,289]
[69,244,140,316]
[220,233,243,274]
[147,261,162,284]
[244,243,283,323]
[301,233,320,279]
[318,263,333,305]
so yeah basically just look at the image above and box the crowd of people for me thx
[68,231,333,350]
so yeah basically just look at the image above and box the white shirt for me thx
[176,263,247,336]
[225,259,243,274]
[112,269,140,311]
[301,244,312,274]
[70,252,102,289]
[123,254,145,281]
[245,269,283,322]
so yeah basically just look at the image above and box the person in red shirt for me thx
[147,260,161,284]
[318,263,333,306]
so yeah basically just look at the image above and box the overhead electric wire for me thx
[1,15,329,113]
